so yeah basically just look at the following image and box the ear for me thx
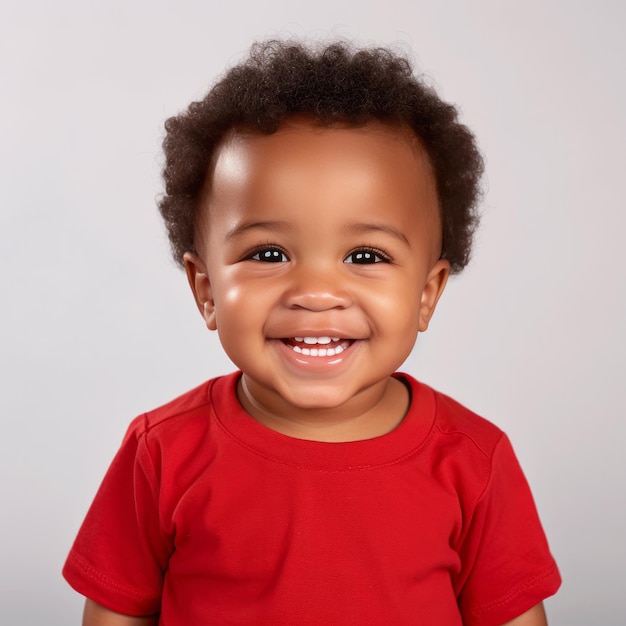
[418,259,450,332]
[183,252,217,331]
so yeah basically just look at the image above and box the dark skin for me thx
[82,600,157,625]
[184,121,449,443]
[81,121,549,626]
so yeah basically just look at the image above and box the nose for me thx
[282,263,353,311]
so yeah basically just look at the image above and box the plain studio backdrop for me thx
[1,1,624,624]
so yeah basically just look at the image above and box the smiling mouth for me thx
[281,336,354,357]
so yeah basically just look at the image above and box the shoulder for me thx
[398,372,513,508]
[123,371,240,445]
[431,385,504,459]
[401,373,505,458]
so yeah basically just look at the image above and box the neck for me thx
[237,375,409,443]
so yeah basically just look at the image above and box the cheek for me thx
[212,277,272,335]
[219,283,245,308]
[361,281,421,329]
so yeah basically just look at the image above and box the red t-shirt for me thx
[63,372,560,625]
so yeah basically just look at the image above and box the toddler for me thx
[63,40,561,625]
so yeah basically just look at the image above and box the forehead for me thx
[199,120,441,254]
[210,119,435,192]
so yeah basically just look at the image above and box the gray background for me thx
[1,1,624,624]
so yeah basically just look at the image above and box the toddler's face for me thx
[185,120,449,433]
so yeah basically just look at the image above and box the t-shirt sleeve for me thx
[62,416,169,616]
[457,433,561,626]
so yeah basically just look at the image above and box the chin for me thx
[288,381,379,413]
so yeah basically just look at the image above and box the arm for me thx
[82,599,159,626]
[500,602,547,626]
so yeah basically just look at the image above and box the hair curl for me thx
[158,40,483,273]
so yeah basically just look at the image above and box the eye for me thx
[344,248,390,264]
[248,247,289,263]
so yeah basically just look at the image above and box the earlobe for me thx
[183,252,217,331]
[418,259,450,332]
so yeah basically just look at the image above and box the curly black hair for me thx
[158,40,483,273]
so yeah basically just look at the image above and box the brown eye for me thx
[250,247,288,262]
[344,248,389,264]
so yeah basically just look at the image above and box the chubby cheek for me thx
[363,281,421,335]
[213,285,245,329]
[211,278,272,350]
[389,303,422,358]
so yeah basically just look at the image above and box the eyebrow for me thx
[225,220,293,241]
[225,219,410,246]
[345,223,410,246]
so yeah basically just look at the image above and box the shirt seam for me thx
[213,411,439,472]
[67,550,157,604]
[470,562,559,614]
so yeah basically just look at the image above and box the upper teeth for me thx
[290,337,348,357]
[295,336,340,344]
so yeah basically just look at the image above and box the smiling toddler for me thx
[63,40,561,626]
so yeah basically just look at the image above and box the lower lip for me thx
[273,339,359,372]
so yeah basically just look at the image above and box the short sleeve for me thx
[457,434,561,626]
[62,416,170,616]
